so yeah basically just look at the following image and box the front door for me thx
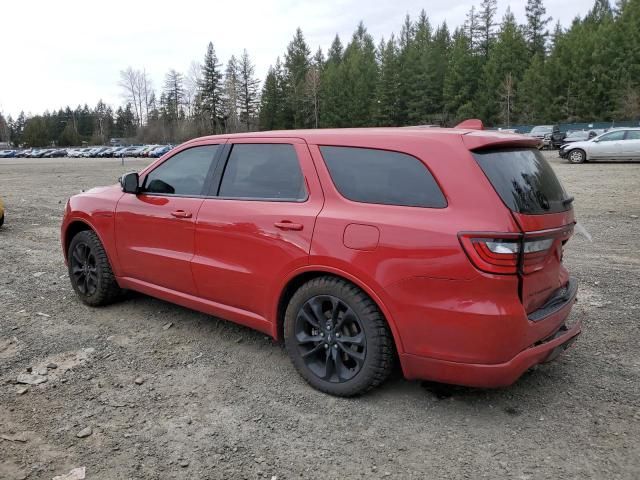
[115,144,221,294]
[590,130,625,160]
[192,139,324,323]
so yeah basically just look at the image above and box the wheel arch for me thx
[63,217,116,273]
[273,266,405,355]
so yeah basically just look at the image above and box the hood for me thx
[82,184,121,195]
[560,139,591,149]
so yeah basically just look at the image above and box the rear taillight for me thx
[459,233,556,275]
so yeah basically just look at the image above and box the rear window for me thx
[473,148,570,215]
[319,146,447,208]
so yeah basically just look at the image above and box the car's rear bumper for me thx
[400,313,581,388]
[391,274,580,387]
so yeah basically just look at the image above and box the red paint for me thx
[61,128,580,388]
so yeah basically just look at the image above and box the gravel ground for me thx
[0,152,639,480]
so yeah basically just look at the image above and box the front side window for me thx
[598,131,625,142]
[319,146,447,208]
[144,145,219,196]
[219,144,306,200]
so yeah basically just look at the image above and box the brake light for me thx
[459,233,555,275]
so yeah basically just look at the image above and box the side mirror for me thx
[592,138,600,143]
[120,172,139,194]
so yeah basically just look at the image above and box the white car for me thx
[559,128,640,164]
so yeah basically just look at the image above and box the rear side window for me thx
[625,130,640,140]
[473,148,570,214]
[144,145,219,196]
[319,146,446,208]
[219,144,306,200]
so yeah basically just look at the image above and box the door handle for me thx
[274,221,303,231]
[170,210,192,219]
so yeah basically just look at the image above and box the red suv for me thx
[61,128,581,396]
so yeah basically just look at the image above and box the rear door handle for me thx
[170,210,192,219]
[274,221,303,231]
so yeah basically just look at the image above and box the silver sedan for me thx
[559,128,640,163]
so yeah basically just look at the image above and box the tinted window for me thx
[598,131,625,142]
[473,148,570,215]
[625,130,640,140]
[319,146,446,208]
[219,144,305,200]
[144,145,219,196]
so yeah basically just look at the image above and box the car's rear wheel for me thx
[568,149,586,164]
[68,230,122,306]
[284,276,394,396]
[0,213,4,227]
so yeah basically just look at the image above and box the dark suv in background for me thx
[528,125,566,149]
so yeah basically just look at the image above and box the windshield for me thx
[530,126,553,134]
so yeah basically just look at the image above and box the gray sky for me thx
[0,0,593,118]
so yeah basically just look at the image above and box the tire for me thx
[67,230,123,306]
[284,276,394,396]
[568,149,586,164]
[0,213,4,227]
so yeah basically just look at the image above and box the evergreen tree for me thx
[443,28,479,121]
[525,0,552,56]
[320,35,347,127]
[518,54,549,123]
[477,8,529,124]
[163,69,185,122]
[198,42,224,133]
[222,56,241,133]
[237,49,260,131]
[375,36,401,126]
[341,22,378,127]
[477,0,498,58]
[283,28,311,129]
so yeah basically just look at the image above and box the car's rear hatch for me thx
[467,140,575,314]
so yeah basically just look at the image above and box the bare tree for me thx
[185,61,202,118]
[119,67,153,127]
[141,69,153,124]
[499,72,515,127]
[119,67,142,127]
[305,67,321,128]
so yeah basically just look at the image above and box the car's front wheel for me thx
[568,149,586,164]
[68,230,123,306]
[284,276,394,396]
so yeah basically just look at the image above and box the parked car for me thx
[114,146,139,158]
[0,150,16,158]
[148,145,172,158]
[559,128,640,163]
[528,125,566,149]
[61,127,581,396]
[0,196,4,226]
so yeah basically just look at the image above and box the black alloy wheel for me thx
[284,276,394,396]
[70,241,98,296]
[294,294,366,383]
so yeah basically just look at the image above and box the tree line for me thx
[1,0,638,148]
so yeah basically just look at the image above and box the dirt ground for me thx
[0,152,639,480]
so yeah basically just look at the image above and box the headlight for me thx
[544,133,552,139]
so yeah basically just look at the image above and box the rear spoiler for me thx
[462,131,542,151]
[455,119,484,130]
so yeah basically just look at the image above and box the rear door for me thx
[191,138,324,323]
[622,130,640,160]
[472,148,575,314]
[115,144,222,295]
